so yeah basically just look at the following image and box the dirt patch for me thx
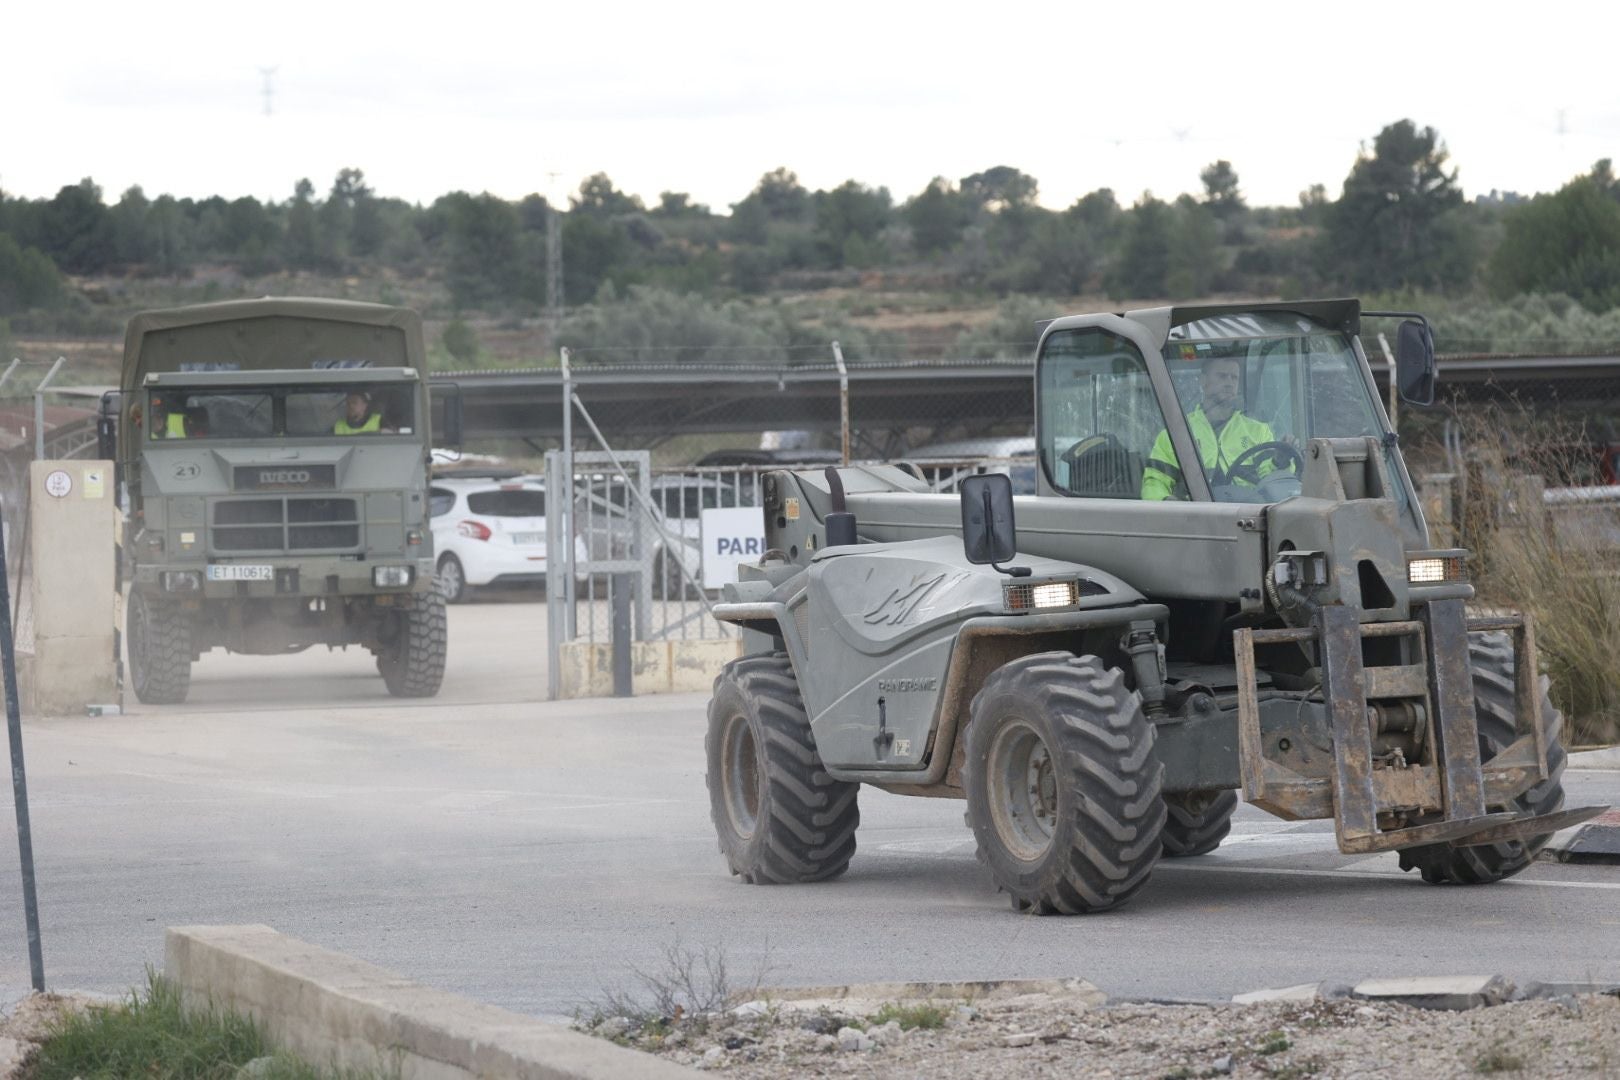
[1,992,111,1079]
[585,991,1620,1079]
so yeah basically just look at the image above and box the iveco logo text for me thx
[876,677,937,692]
[259,469,312,485]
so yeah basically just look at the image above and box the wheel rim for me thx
[438,558,463,599]
[721,712,762,838]
[987,718,1058,861]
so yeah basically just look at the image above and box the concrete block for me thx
[1351,975,1514,1010]
[1232,982,1326,1004]
[669,639,741,693]
[555,639,740,700]
[1570,747,1620,770]
[25,460,117,716]
[165,924,696,1079]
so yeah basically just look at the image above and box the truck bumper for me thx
[131,556,438,600]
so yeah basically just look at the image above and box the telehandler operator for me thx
[1142,353,1277,500]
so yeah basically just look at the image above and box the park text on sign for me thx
[700,507,766,589]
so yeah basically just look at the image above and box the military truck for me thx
[108,298,451,704]
[705,299,1605,913]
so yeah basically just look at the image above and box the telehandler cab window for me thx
[1038,328,1170,499]
[1158,312,1398,505]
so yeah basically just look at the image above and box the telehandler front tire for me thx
[1161,790,1239,857]
[380,592,448,698]
[1398,632,1567,885]
[128,591,192,705]
[706,653,860,884]
[964,652,1166,914]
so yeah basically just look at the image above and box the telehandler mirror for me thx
[960,473,1024,573]
[96,390,120,460]
[1395,318,1436,406]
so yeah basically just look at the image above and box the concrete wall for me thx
[165,925,696,1079]
[556,638,740,699]
[25,460,117,715]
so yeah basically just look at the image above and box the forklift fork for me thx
[1235,599,1604,854]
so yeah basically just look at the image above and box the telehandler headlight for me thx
[1004,579,1081,611]
[1407,553,1466,584]
[372,565,414,588]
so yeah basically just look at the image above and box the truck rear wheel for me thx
[380,592,448,698]
[1398,632,1567,885]
[706,653,860,884]
[128,592,192,705]
[1161,790,1239,857]
[964,652,1166,914]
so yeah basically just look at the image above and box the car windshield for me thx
[147,383,417,440]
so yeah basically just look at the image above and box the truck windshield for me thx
[147,383,417,440]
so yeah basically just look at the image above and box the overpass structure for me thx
[429,353,1620,448]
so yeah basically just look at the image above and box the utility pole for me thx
[546,171,564,355]
[259,67,278,117]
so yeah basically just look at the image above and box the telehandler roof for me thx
[1042,298,1362,350]
[122,297,426,389]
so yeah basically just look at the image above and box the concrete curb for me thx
[753,978,1106,1007]
[1569,747,1620,770]
[1540,808,1620,864]
[1231,975,1620,1009]
[165,925,697,1080]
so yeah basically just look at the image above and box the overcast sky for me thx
[4,0,1616,213]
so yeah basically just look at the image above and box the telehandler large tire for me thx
[1398,632,1567,885]
[1161,790,1239,857]
[380,592,448,698]
[128,591,192,705]
[964,652,1166,914]
[706,653,860,884]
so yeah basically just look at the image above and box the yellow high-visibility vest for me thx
[334,413,382,435]
[1142,407,1276,500]
[166,412,189,439]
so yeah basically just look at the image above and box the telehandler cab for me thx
[705,299,1606,914]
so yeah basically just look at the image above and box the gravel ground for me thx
[585,991,1620,1079]
[0,992,111,1079]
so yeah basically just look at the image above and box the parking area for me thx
[4,599,1618,1018]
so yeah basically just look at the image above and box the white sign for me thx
[43,469,73,498]
[700,507,766,589]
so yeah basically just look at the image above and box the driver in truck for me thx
[334,389,385,435]
[1142,352,1276,500]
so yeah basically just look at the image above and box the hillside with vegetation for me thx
[4,117,1620,373]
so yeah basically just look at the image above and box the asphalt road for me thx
[3,600,1618,1018]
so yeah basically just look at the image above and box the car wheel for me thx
[436,554,469,603]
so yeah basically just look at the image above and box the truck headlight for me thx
[1005,580,1081,611]
[1407,552,1466,584]
[372,566,413,588]
[162,571,201,592]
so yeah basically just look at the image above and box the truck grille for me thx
[212,497,361,552]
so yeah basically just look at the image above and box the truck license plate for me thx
[206,564,274,582]
[511,532,544,545]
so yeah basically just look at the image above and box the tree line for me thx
[3,119,1619,322]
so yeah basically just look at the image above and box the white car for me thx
[429,473,552,602]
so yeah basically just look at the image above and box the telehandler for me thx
[704,299,1604,913]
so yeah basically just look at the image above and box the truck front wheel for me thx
[706,653,859,884]
[964,652,1166,914]
[379,592,448,698]
[128,592,192,705]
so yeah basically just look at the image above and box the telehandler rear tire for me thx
[128,592,192,705]
[380,592,448,698]
[1398,632,1567,885]
[1161,790,1239,857]
[964,652,1166,914]
[706,653,860,884]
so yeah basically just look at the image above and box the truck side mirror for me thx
[1395,319,1436,407]
[97,390,120,460]
[960,473,1026,575]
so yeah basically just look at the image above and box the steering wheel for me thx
[1222,440,1304,487]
